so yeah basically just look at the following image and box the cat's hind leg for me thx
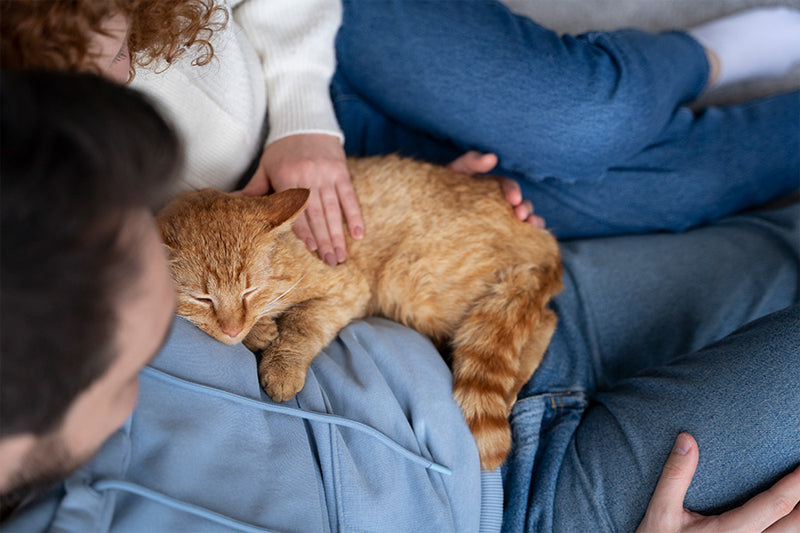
[451,263,560,470]
[512,308,558,400]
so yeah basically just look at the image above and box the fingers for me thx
[293,214,316,253]
[721,464,800,533]
[636,433,699,532]
[765,503,800,533]
[319,187,346,265]
[636,436,800,533]
[303,193,338,266]
[240,165,271,197]
[498,176,523,207]
[337,180,364,240]
[294,181,346,266]
[500,178,546,228]
[256,134,363,265]
[653,433,699,511]
[514,200,533,221]
[447,152,547,229]
[525,213,547,229]
[514,200,546,227]
[311,163,362,265]
[449,150,498,174]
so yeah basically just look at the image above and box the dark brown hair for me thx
[0,0,227,79]
[0,70,181,436]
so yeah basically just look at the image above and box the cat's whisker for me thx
[257,274,307,318]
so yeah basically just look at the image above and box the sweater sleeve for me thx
[232,0,344,146]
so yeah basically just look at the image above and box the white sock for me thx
[688,7,800,88]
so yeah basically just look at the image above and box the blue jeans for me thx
[333,0,800,238]
[504,203,800,532]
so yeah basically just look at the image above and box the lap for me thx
[505,205,799,531]
[551,304,800,532]
[523,203,800,397]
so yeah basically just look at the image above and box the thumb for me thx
[637,433,699,531]
[240,164,270,197]
[468,152,498,174]
[449,151,498,174]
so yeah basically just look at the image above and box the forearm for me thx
[233,0,343,145]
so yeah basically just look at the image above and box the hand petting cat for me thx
[449,151,545,229]
[242,133,364,267]
[241,137,545,267]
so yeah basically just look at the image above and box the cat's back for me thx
[347,155,502,215]
[344,155,560,340]
[346,155,556,260]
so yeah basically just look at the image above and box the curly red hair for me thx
[0,0,227,79]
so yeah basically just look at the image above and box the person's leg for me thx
[546,203,799,395]
[517,91,800,238]
[502,204,799,531]
[336,0,799,238]
[550,304,800,532]
[331,71,463,164]
[337,0,709,184]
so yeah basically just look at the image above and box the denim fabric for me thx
[333,0,800,238]
[503,204,800,532]
[8,206,797,532]
[6,318,492,533]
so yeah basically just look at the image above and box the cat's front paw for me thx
[243,320,279,352]
[258,354,308,403]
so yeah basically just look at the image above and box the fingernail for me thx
[352,226,364,239]
[672,434,691,455]
[305,238,317,252]
[324,252,337,266]
[335,247,346,263]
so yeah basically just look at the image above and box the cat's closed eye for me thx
[191,294,216,306]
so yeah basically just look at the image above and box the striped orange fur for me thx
[157,155,562,469]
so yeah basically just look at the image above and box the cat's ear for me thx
[259,188,310,231]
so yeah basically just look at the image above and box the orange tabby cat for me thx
[157,155,562,469]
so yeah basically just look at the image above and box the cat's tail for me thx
[451,262,561,470]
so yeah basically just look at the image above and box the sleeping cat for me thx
[157,155,562,469]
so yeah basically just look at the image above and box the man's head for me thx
[0,70,180,515]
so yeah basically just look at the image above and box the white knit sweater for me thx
[131,0,343,191]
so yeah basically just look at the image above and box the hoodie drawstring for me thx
[93,480,278,533]
[140,366,453,475]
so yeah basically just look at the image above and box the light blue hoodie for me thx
[5,317,502,532]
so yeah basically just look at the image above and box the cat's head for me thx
[157,188,309,345]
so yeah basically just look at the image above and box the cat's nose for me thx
[221,325,243,339]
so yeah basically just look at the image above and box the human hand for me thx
[241,133,363,266]
[637,433,800,532]
[449,151,545,229]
